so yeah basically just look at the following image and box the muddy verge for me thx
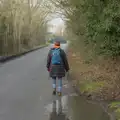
[67,48,119,120]
[67,74,116,120]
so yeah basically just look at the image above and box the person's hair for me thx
[54,41,60,46]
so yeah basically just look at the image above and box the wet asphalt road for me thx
[0,44,71,120]
[0,43,110,120]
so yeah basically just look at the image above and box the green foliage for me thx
[110,102,120,108]
[53,0,120,57]
[109,102,120,120]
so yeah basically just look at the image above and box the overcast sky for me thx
[48,18,64,33]
[50,18,63,26]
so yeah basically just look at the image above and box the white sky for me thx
[50,18,64,26]
[48,18,64,33]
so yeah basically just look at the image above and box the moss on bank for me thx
[109,102,120,120]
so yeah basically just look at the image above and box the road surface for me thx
[0,43,110,120]
[0,44,71,120]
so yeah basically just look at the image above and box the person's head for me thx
[54,41,60,48]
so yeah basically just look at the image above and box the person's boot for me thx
[57,92,62,96]
[52,88,56,95]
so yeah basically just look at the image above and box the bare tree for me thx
[0,0,50,55]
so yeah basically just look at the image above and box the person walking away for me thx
[46,41,69,96]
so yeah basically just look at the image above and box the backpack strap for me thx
[50,48,63,62]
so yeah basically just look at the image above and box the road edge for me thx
[0,45,48,63]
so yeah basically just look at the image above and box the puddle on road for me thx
[44,95,110,120]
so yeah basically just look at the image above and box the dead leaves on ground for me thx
[68,49,120,100]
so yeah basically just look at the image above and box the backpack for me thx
[51,48,62,65]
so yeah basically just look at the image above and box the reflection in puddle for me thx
[45,95,110,120]
[45,96,70,120]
